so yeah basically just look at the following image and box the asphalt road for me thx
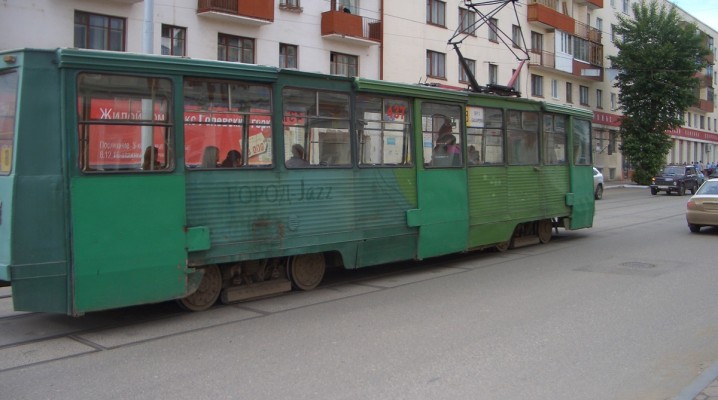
[1,187,717,400]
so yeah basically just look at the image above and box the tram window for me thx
[282,88,351,168]
[507,110,539,165]
[356,95,412,166]
[0,71,18,175]
[184,78,272,169]
[422,103,463,167]
[543,114,567,165]
[466,106,504,166]
[573,119,592,165]
[77,73,173,173]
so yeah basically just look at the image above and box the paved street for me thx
[2,186,718,400]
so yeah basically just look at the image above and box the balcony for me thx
[575,21,602,43]
[695,72,713,87]
[575,0,603,9]
[321,10,381,46]
[530,50,603,81]
[697,99,715,112]
[706,52,715,65]
[197,0,274,25]
[527,1,575,34]
[529,50,556,69]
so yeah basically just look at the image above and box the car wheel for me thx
[594,184,603,200]
[678,185,686,196]
[650,187,658,195]
[688,224,701,233]
[689,183,697,194]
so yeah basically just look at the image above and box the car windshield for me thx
[662,166,684,175]
[696,181,718,195]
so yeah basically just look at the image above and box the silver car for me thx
[686,178,718,232]
[593,167,604,200]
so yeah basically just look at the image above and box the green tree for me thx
[608,0,709,184]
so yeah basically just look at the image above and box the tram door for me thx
[69,73,188,313]
[409,102,469,259]
[568,118,595,229]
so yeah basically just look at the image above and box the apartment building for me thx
[0,0,382,78]
[1,0,716,180]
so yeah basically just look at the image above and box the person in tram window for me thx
[142,146,161,170]
[468,145,480,165]
[220,150,242,168]
[201,146,220,168]
[432,120,461,167]
[286,144,310,168]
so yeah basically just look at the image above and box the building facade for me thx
[1,0,716,180]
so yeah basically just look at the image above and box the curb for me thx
[604,184,648,189]
[672,361,718,400]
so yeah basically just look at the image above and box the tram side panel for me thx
[2,50,71,314]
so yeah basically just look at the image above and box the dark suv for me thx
[650,165,700,196]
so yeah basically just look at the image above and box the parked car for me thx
[650,165,700,196]
[593,167,604,200]
[686,178,718,232]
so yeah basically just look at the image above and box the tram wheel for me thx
[537,219,553,244]
[177,264,222,311]
[494,240,510,252]
[288,253,326,291]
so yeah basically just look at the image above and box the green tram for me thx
[0,49,594,316]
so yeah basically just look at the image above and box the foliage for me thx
[608,0,709,184]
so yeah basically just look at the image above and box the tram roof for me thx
[35,48,280,82]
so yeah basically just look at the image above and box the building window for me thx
[74,11,125,51]
[279,43,298,68]
[701,115,705,129]
[596,17,603,32]
[611,0,616,8]
[331,52,358,77]
[459,58,476,84]
[162,25,186,57]
[531,74,544,97]
[335,0,358,14]
[687,112,692,127]
[610,92,617,110]
[579,85,589,106]
[512,25,522,48]
[488,63,498,85]
[427,0,446,27]
[623,0,629,13]
[279,0,302,10]
[551,79,559,99]
[559,32,572,54]
[596,89,603,109]
[566,82,573,103]
[488,18,498,42]
[511,69,520,92]
[531,31,543,52]
[574,38,589,62]
[218,34,254,63]
[426,50,446,79]
[459,8,475,35]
